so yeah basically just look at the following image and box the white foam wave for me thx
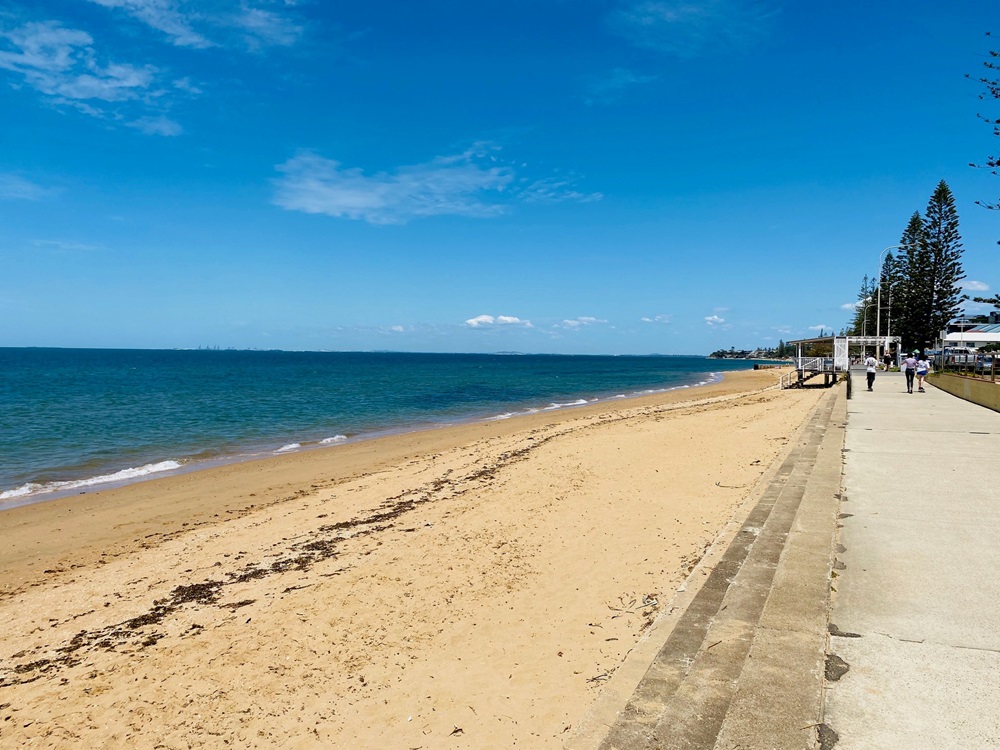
[0,460,184,502]
[276,443,301,453]
[0,483,44,501]
[320,435,348,444]
[489,412,516,421]
[543,398,589,411]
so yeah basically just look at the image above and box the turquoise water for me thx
[0,348,766,504]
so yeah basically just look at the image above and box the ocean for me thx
[0,348,767,505]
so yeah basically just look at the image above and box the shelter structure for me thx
[780,334,901,389]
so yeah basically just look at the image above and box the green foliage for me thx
[922,180,967,339]
[847,182,967,351]
[968,32,1000,211]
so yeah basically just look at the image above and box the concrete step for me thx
[580,388,845,750]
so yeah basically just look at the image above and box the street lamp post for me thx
[862,300,876,355]
[876,245,903,359]
[886,280,898,363]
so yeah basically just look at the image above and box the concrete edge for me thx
[714,385,847,749]
[565,386,843,750]
[926,372,1000,413]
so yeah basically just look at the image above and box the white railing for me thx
[795,356,835,372]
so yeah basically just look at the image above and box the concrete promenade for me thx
[825,370,1000,748]
[568,371,1000,749]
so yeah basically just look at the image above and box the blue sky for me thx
[1,1,997,354]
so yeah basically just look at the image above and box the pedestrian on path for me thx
[865,353,878,391]
[916,355,930,392]
[902,351,918,393]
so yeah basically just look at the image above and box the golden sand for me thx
[0,369,825,748]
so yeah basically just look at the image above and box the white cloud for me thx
[86,0,303,49]
[840,302,860,311]
[610,0,776,57]
[274,145,600,224]
[641,314,671,324]
[807,324,830,332]
[0,22,156,103]
[705,315,725,326]
[232,6,303,48]
[560,316,607,328]
[583,67,658,105]
[465,314,533,329]
[964,280,990,292]
[0,173,52,200]
[0,20,189,133]
[129,114,182,135]
[390,325,405,333]
[33,239,103,251]
[773,326,792,335]
[518,176,603,204]
[88,0,213,48]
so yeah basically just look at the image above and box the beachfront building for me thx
[940,318,1000,351]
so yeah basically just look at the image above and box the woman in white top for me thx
[916,356,930,392]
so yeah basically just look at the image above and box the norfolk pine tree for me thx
[921,180,967,345]
[893,212,928,350]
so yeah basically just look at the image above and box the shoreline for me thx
[0,366,824,749]
[1,368,728,509]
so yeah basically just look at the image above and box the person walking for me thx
[865,352,879,391]
[916,354,930,392]
[902,351,918,393]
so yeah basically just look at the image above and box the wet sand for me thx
[0,368,825,748]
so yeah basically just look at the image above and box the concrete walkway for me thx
[824,371,1000,748]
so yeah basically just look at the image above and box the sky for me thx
[1,1,998,355]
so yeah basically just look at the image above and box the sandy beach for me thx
[0,369,825,749]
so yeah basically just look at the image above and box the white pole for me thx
[876,245,902,359]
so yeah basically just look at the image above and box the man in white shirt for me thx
[865,353,879,391]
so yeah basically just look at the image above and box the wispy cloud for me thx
[274,145,601,224]
[705,314,725,326]
[840,302,860,311]
[610,0,777,57]
[0,173,52,200]
[641,314,672,324]
[559,316,607,329]
[518,176,603,204]
[87,0,212,48]
[465,315,534,329]
[0,20,183,133]
[33,239,104,251]
[86,0,303,50]
[583,67,658,105]
[807,324,830,332]
[963,280,990,292]
[128,114,182,136]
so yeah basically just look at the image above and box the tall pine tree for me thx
[922,180,966,345]
[893,212,928,350]
[848,274,877,335]
[877,250,901,340]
